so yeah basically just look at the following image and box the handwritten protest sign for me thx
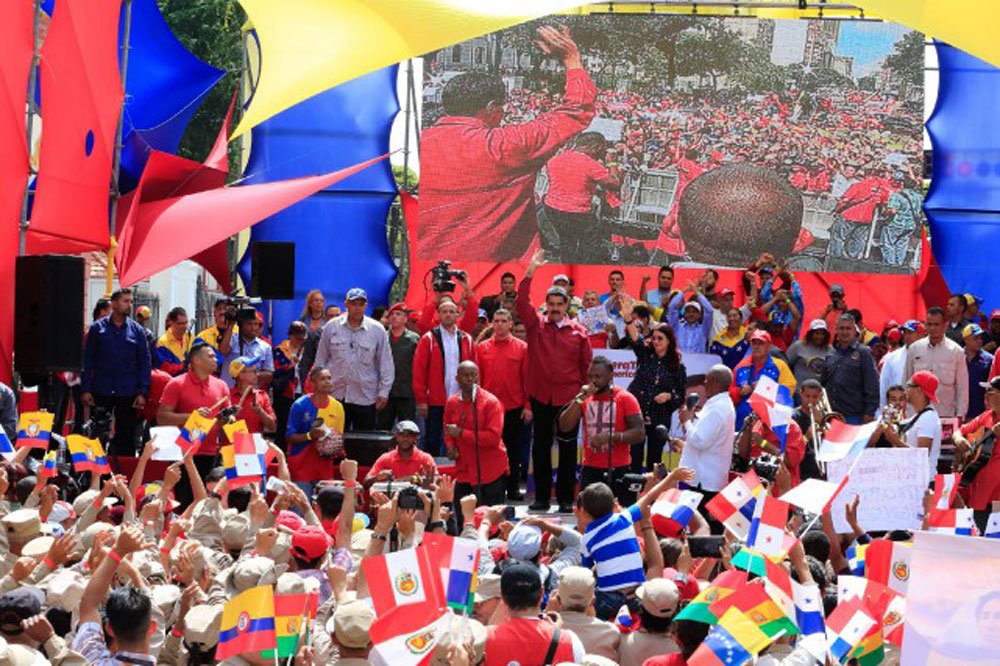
[827,448,928,533]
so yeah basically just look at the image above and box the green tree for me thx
[733,45,785,93]
[674,28,744,90]
[156,0,243,174]
[884,30,924,90]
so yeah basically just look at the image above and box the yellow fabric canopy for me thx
[232,0,588,138]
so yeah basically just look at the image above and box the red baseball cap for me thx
[291,525,333,561]
[719,288,735,299]
[473,506,500,537]
[886,329,902,344]
[991,309,1000,321]
[749,329,772,345]
[276,510,306,533]
[908,370,939,404]
[388,302,410,314]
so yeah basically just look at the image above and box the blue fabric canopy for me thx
[237,65,400,339]
[925,42,1000,307]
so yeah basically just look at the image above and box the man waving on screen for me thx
[419,25,597,262]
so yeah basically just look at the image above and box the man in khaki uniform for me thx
[618,578,681,666]
[552,566,620,662]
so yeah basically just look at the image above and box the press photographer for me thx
[734,410,806,488]
[221,298,274,391]
[558,357,645,505]
[414,260,481,335]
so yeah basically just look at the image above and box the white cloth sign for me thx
[601,349,721,390]
[826,448,929,533]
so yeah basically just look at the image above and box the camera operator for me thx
[444,361,507,526]
[362,420,437,490]
[415,265,480,335]
[221,308,273,391]
[193,298,237,374]
[735,411,806,488]
[558,357,645,505]
[156,341,231,506]
[313,288,394,431]
[670,364,736,534]
[81,288,151,457]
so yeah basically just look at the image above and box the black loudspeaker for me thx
[15,255,85,376]
[343,431,395,467]
[249,241,295,300]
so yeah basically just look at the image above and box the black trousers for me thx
[273,394,295,452]
[530,399,579,507]
[423,406,445,457]
[502,408,524,493]
[343,402,377,431]
[629,423,671,474]
[454,476,507,527]
[376,396,417,430]
[689,485,723,535]
[94,394,139,456]
[580,465,637,507]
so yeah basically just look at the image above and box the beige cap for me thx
[430,614,487,665]
[473,573,501,603]
[636,578,680,619]
[72,490,115,518]
[132,550,167,583]
[275,572,306,596]
[79,522,116,552]
[187,498,224,549]
[21,536,53,561]
[0,638,45,666]
[2,510,41,540]
[151,585,182,626]
[221,514,251,552]
[44,570,86,612]
[226,556,279,596]
[184,604,222,649]
[330,601,375,649]
[557,566,596,608]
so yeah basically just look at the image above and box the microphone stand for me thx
[473,385,483,501]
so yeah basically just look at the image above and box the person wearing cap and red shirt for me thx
[414,297,477,457]
[876,369,942,480]
[954,376,1000,529]
[286,367,346,498]
[730,330,796,430]
[443,361,507,524]
[377,302,421,430]
[229,356,276,434]
[477,307,531,501]
[157,341,231,506]
[363,420,437,488]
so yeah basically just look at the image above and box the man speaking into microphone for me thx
[559,357,645,504]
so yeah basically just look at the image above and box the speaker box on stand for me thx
[15,255,85,381]
[249,242,295,300]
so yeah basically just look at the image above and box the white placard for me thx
[149,426,183,461]
[826,448,929,533]
[577,305,611,336]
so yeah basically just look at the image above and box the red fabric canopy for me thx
[0,2,35,384]
[116,154,388,286]
[27,0,123,254]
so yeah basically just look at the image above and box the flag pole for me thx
[798,448,865,537]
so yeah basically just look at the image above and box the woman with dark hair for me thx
[622,300,686,472]
[300,289,326,332]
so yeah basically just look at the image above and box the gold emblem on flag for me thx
[705,589,720,602]
[27,423,39,437]
[405,629,435,655]
[892,560,909,581]
[287,618,299,634]
[395,570,418,596]
[237,611,251,633]
[750,610,767,624]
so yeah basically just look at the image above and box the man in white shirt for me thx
[904,307,968,418]
[672,365,736,526]
[880,320,923,410]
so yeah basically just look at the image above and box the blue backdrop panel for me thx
[926,43,1000,306]
[118,0,225,190]
[238,65,400,339]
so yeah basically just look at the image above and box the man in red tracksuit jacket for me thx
[477,307,531,501]
[444,361,507,525]
[413,297,476,456]
[516,249,593,513]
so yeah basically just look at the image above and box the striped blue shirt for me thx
[580,504,645,592]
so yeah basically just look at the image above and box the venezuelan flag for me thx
[261,592,318,659]
[676,569,748,624]
[17,412,54,449]
[216,585,276,660]
[176,411,215,454]
[709,582,798,639]
[66,435,111,474]
[39,451,58,479]
[689,607,772,666]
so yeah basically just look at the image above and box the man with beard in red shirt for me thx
[419,25,597,262]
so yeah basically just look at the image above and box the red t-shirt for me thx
[230,386,276,434]
[159,372,231,454]
[581,387,641,468]
[751,419,806,488]
[544,149,610,214]
[365,447,438,482]
[838,178,891,223]
[960,409,1000,509]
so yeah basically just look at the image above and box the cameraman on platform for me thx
[222,308,274,391]
[558,357,645,505]
[193,298,236,374]
[415,265,480,335]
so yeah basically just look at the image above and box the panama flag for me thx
[362,545,444,617]
[748,375,794,449]
[865,539,912,595]
[817,420,879,463]
[651,488,704,536]
[985,512,1000,538]
[825,597,877,665]
[706,470,764,540]
[931,473,959,510]
[837,575,906,647]
[927,507,977,536]
[221,431,266,487]
[420,533,479,614]
[369,603,451,666]
[0,433,14,461]
[747,493,791,557]
[792,579,827,664]
[780,477,848,516]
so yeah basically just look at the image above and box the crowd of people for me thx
[0,240,997,665]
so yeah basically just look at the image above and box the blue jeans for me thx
[594,588,641,622]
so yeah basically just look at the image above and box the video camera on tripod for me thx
[224,296,262,325]
[430,260,466,293]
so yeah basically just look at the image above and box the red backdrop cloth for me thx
[27,0,124,254]
[0,2,36,385]
[400,192,951,334]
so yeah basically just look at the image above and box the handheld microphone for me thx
[686,393,700,411]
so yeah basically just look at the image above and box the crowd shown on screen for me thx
[0,248,998,666]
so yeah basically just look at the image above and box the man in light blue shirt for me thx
[222,314,274,389]
[667,289,714,353]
